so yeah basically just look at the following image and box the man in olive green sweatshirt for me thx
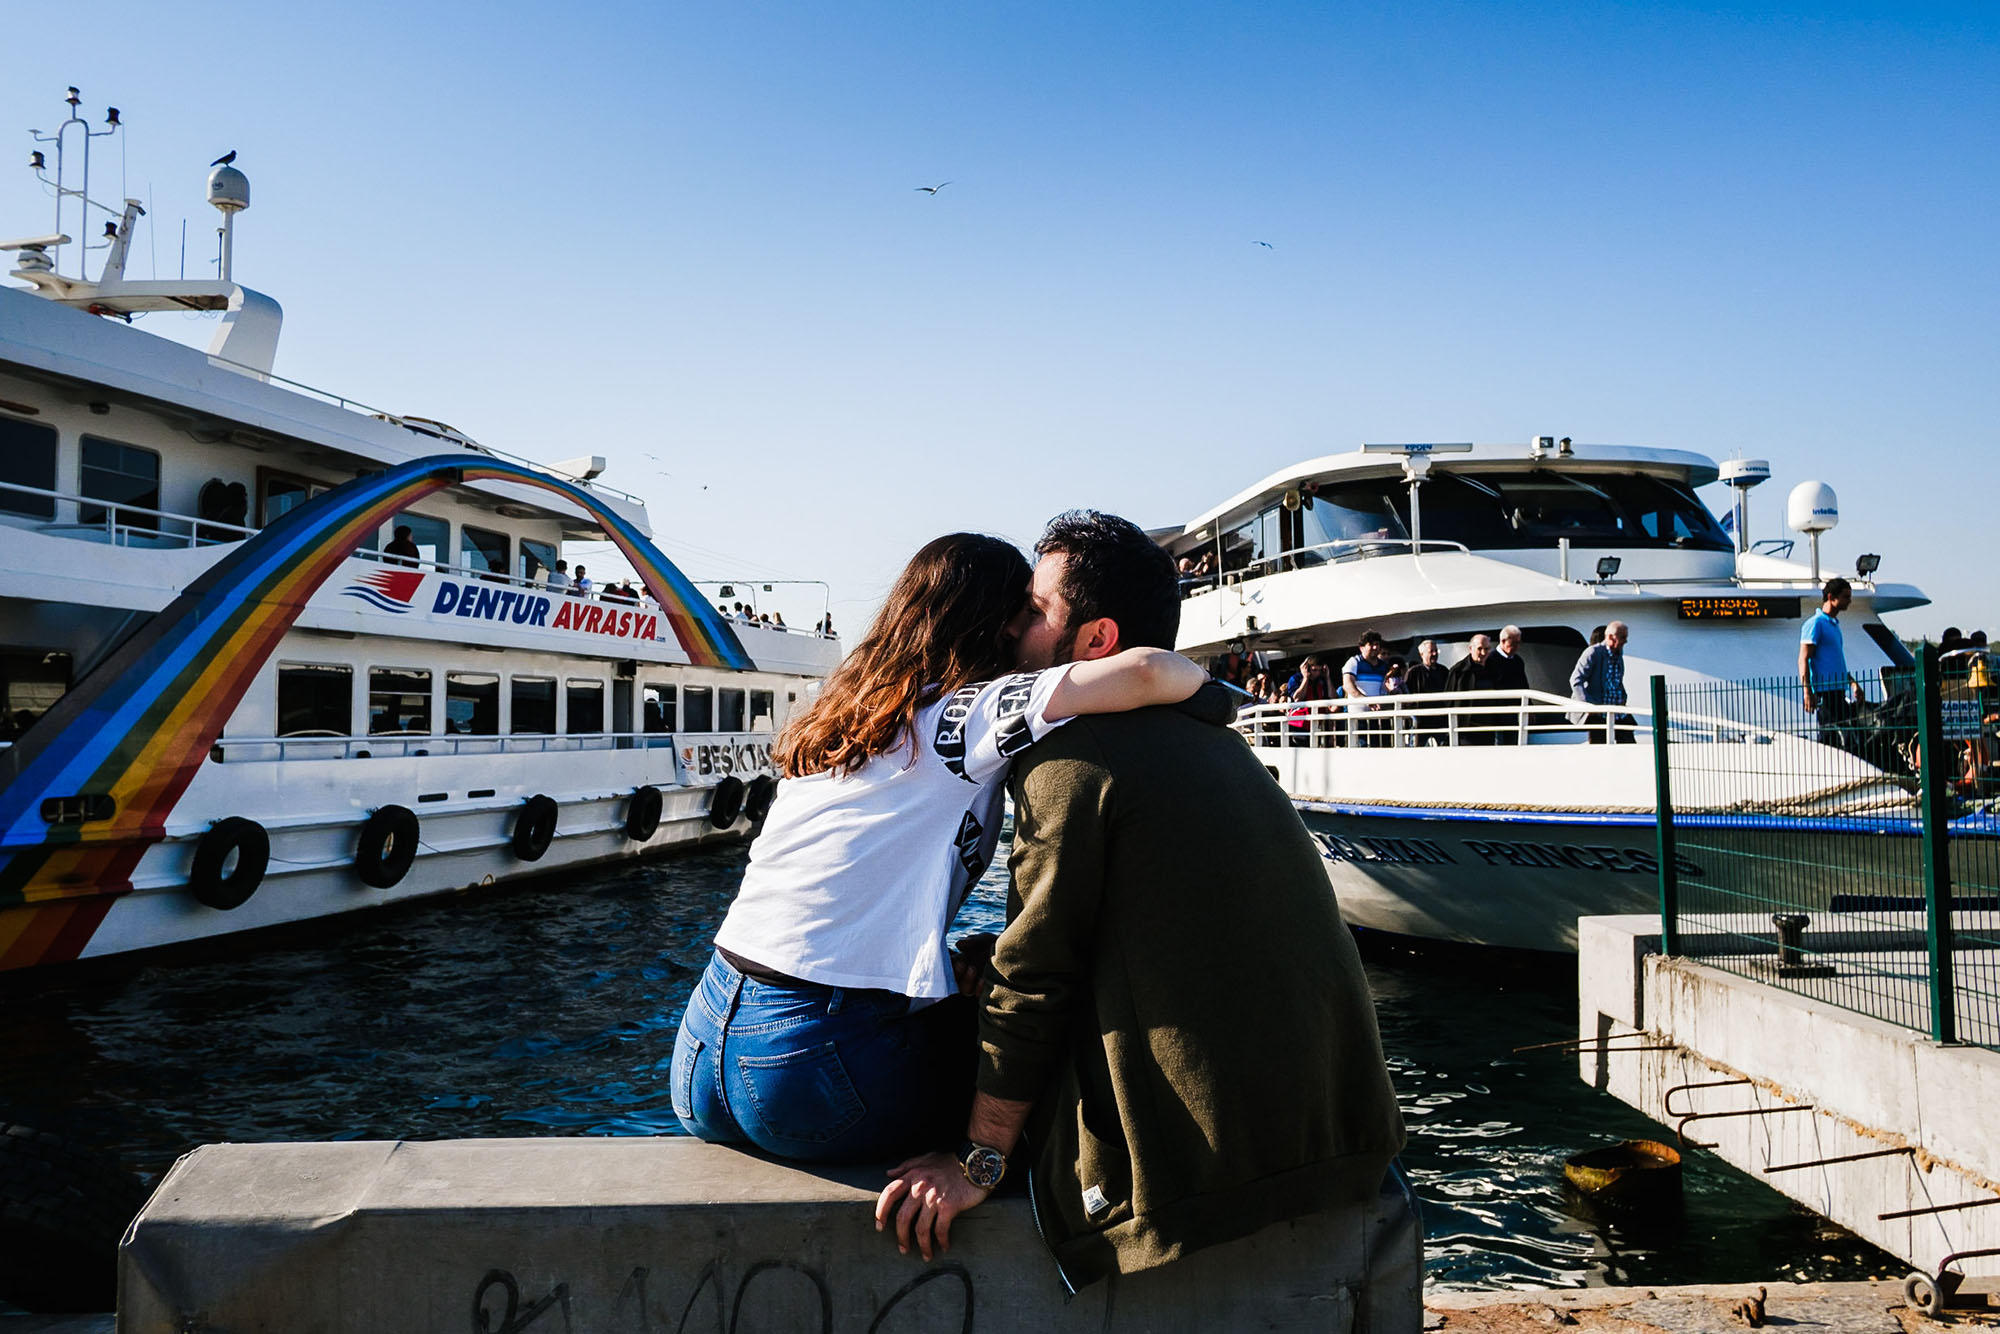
[878,511,1415,1319]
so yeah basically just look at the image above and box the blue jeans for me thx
[670,951,973,1164]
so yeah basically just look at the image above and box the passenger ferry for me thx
[1161,437,1930,952]
[0,95,837,973]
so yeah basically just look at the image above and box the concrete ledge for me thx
[1579,914,2000,1280]
[119,1137,1418,1333]
[1426,1280,1917,1332]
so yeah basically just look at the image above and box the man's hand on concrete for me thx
[876,1153,989,1260]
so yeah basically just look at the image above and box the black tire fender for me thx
[513,794,558,861]
[742,774,778,823]
[189,816,269,910]
[707,775,747,829]
[624,785,664,842]
[355,804,419,888]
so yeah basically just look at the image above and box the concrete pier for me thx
[1424,1279,1933,1331]
[1578,914,2000,1290]
[117,1137,1420,1332]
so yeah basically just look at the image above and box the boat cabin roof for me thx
[1178,442,1720,540]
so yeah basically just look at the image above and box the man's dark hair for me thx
[1034,510,1180,650]
[1358,629,1384,649]
[1823,577,1852,603]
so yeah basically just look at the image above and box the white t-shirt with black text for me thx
[713,664,1076,999]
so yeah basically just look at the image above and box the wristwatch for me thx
[956,1139,1007,1190]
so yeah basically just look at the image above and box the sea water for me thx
[0,840,1896,1289]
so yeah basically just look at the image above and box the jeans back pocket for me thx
[735,1040,867,1147]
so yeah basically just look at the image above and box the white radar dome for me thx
[207,165,250,213]
[1787,480,1839,534]
[1718,458,1770,489]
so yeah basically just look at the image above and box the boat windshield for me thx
[1412,472,1731,551]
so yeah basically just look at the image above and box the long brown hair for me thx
[776,533,1030,778]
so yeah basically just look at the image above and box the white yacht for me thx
[1162,437,1929,952]
[0,95,837,974]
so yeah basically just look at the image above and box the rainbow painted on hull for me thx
[0,455,749,970]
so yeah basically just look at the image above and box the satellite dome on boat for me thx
[1787,481,1839,534]
[206,164,249,214]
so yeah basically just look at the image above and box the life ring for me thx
[707,775,747,829]
[355,804,419,888]
[512,794,558,861]
[189,817,269,910]
[742,774,778,823]
[624,785,664,842]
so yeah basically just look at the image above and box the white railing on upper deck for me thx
[1179,537,1472,595]
[1,479,841,639]
[208,729,758,763]
[1,478,259,548]
[1230,688,1798,748]
[195,349,648,507]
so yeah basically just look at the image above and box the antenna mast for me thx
[28,86,123,282]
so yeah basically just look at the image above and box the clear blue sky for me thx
[7,2,1994,636]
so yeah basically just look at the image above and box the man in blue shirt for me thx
[1568,621,1633,743]
[1342,630,1390,748]
[1800,578,1856,747]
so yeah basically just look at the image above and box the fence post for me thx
[1651,674,1679,956]
[1917,644,1956,1043]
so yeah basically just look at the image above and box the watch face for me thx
[962,1145,1006,1190]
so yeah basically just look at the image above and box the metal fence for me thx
[1652,648,2000,1047]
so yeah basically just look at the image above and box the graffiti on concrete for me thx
[474,1259,974,1332]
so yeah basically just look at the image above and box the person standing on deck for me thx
[1569,621,1634,743]
[1800,578,1859,749]
[1492,625,1532,744]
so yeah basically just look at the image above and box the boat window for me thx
[0,416,58,519]
[719,688,747,732]
[566,679,605,734]
[445,672,500,735]
[1219,516,1260,576]
[277,663,352,737]
[461,525,511,579]
[256,468,328,528]
[387,512,449,567]
[511,676,556,733]
[1862,623,1916,671]
[1411,472,1731,552]
[683,684,715,732]
[368,668,432,735]
[643,682,676,733]
[80,437,161,532]
[750,689,775,730]
[0,648,71,741]
[1295,482,1410,557]
[519,538,558,586]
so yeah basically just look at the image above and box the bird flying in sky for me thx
[211,150,237,167]
[1254,240,1273,249]
[915,182,952,195]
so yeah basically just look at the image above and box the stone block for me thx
[118,1138,1420,1333]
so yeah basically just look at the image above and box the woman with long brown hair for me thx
[670,532,1206,1163]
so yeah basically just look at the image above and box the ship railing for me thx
[196,349,648,506]
[208,730,753,763]
[1229,688,1797,749]
[0,478,258,548]
[0,480,693,612]
[1178,538,1474,595]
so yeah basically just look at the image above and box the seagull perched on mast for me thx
[210,150,237,167]
[914,181,952,195]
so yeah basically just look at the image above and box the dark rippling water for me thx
[0,838,1899,1291]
